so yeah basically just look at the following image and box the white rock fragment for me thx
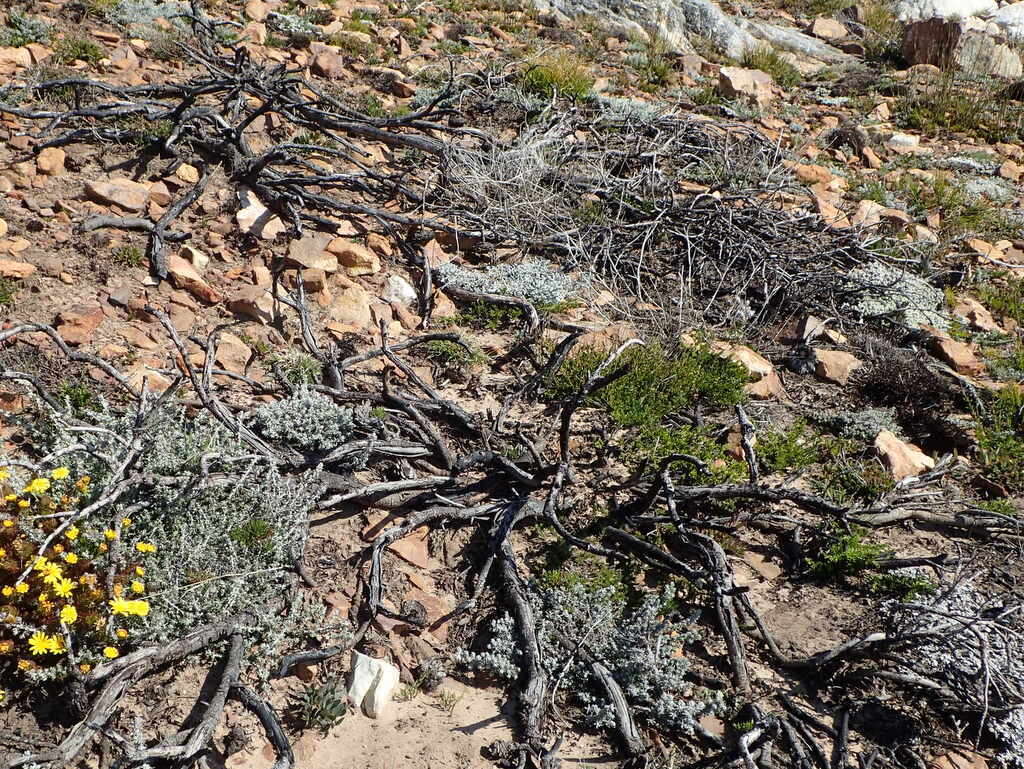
[347,651,400,719]
[382,275,418,306]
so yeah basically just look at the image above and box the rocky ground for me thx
[1,0,1024,768]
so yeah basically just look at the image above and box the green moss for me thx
[809,527,889,582]
[52,36,106,65]
[522,53,594,100]
[740,46,801,89]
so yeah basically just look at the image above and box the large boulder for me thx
[737,19,855,65]
[902,16,1022,77]
[991,3,1024,41]
[893,0,996,23]
[718,67,775,109]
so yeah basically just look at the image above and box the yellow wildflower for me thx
[53,578,76,598]
[112,583,124,598]
[3,495,14,502]
[104,529,117,540]
[14,583,28,594]
[23,478,50,495]
[49,636,65,654]
[60,605,78,624]
[51,544,63,554]
[98,542,108,553]
[122,517,132,527]
[0,587,11,597]
[28,632,51,655]
[0,640,12,654]
[115,628,128,639]
[38,592,49,603]
[102,646,119,659]
[1,519,12,527]
[65,526,79,540]
[0,689,4,703]
[135,542,156,553]
[0,548,4,557]
[64,553,79,564]
[76,476,91,491]
[17,659,31,670]
[50,467,70,480]
[17,501,29,508]
[42,564,63,584]
[135,566,145,576]
[0,469,6,480]
[110,598,150,617]
[130,581,145,594]
[79,663,91,673]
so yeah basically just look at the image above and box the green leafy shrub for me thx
[111,245,144,267]
[741,46,801,89]
[52,36,106,65]
[546,342,745,428]
[450,301,523,330]
[0,11,51,47]
[868,572,936,600]
[522,53,594,99]
[809,527,890,581]
[265,349,322,386]
[813,458,894,505]
[757,420,821,473]
[0,278,17,309]
[423,340,485,368]
[291,678,349,734]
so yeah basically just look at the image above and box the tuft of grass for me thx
[228,518,276,554]
[423,339,485,368]
[112,245,144,267]
[813,458,894,505]
[625,34,673,92]
[83,0,120,17]
[52,35,106,65]
[522,53,594,100]
[975,386,1024,494]
[778,0,853,14]
[897,72,1024,143]
[809,527,890,582]
[58,379,100,415]
[265,349,322,386]
[0,278,17,308]
[859,0,902,62]
[896,174,1016,241]
[741,46,801,89]
[979,280,1024,326]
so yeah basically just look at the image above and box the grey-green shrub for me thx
[250,388,356,453]
[436,260,576,307]
[0,11,51,47]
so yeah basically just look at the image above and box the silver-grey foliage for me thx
[0,11,51,47]
[436,260,576,307]
[105,0,190,37]
[251,388,356,453]
[846,261,948,330]
[457,585,722,734]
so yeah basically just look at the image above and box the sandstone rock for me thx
[925,327,985,375]
[953,296,1000,332]
[176,163,200,184]
[300,268,329,293]
[998,160,1022,183]
[814,349,861,385]
[235,187,285,240]
[348,651,400,719]
[0,259,36,279]
[36,147,66,176]
[311,48,347,79]
[327,238,380,276]
[851,199,885,228]
[287,232,338,272]
[228,285,274,324]
[885,133,920,154]
[815,194,851,228]
[716,344,785,399]
[792,163,832,184]
[245,0,269,20]
[902,16,1022,78]
[738,19,854,65]
[180,244,209,273]
[718,66,774,109]
[874,429,935,480]
[125,363,174,393]
[0,47,32,67]
[167,253,222,304]
[807,17,848,40]
[85,178,150,212]
[216,331,251,373]
[0,219,7,238]
[56,305,104,346]
[328,278,374,328]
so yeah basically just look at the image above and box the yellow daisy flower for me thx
[121,517,132,527]
[1,518,12,526]
[3,495,14,502]
[16,501,28,508]
[64,553,79,564]
[0,640,11,654]
[23,478,50,495]
[135,542,156,553]
[14,583,28,594]
[79,663,92,673]
[102,646,119,659]
[60,605,78,624]
[103,529,116,540]
[28,632,51,655]
[115,628,128,639]
[135,566,145,576]
[50,467,70,480]
[0,587,11,597]
[130,581,145,594]
[53,578,76,598]
[110,598,150,617]
[65,526,79,540]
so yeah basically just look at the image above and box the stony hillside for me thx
[0,0,1023,768]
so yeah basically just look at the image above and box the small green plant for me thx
[522,53,594,100]
[83,0,120,17]
[757,420,821,474]
[291,678,348,734]
[52,36,106,65]
[741,46,801,89]
[859,0,902,62]
[813,458,894,505]
[975,386,1024,493]
[976,498,1017,516]
[437,39,470,55]
[809,527,890,582]
[228,518,276,553]
[345,9,375,34]
[452,301,523,330]
[432,689,462,714]
[293,130,339,150]
[0,11,51,47]
[265,349,322,387]
[0,278,17,309]
[357,92,387,117]
[58,379,99,415]
[897,72,1024,143]
[112,245,144,267]
[779,0,852,14]
[868,572,936,600]
[423,340,484,368]
[979,280,1024,326]
[625,34,672,91]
